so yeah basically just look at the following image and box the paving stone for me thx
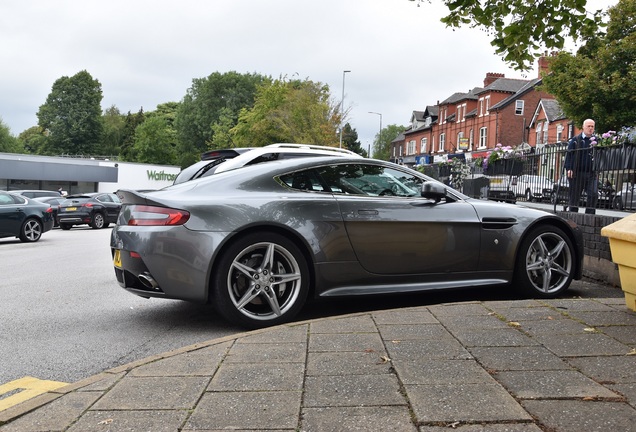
[372,308,439,325]
[208,362,304,391]
[385,338,472,361]
[483,299,544,309]
[428,303,491,316]
[66,409,189,432]
[449,328,539,347]
[308,332,385,352]
[377,323,453,340]
[406,383,531,423]
[301,406,416,431]
[306,351,392,376]
[488,307,566,322]
[469,346,570,371]
[600,325,636,345]
[522,400,636,432]
[544,298,619,311]
[225,341,306,363]
[309,315,377,333]
[304,374,405,407]
[0,392,102,432]
[534,332,631,356]
[129,343,230,376]
[565,310,636,326]
[419,424,542,432]
[76,372,126,392]
[184,391,301,430]
[238,324,307,343]
[393,359,495,385]
[567,355,636,383]
[609,383,636,407]
[494,370,620,399]
[434,314,510,331]
[90,376,208,410]
[513,318,590,336]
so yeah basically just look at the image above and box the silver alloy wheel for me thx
[523,231,573,294]
[21,218,42,242]
[226,241,303,322]
[92,213,105,229]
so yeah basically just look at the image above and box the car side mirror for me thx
[421,181,446,202]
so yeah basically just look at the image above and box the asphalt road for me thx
[0,224,623,388]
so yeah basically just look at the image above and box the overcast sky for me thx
[1,0,607,152]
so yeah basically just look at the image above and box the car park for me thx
[173,143,361,184]
[58,192,122,230]
[33,196,66,227]
[0,191,54,242]
[111,155,584,329]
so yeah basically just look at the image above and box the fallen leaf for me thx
[364,348,375,353]
[391,340,401,344]
[508,321,521,327]
[98,419,113,425]
[378,355,391,364]
[627,349,636,356]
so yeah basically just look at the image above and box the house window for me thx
[536,122,543,144]
[457,131,464,151]
[421,137,427,154]
[478,99,484,117]
[407,140,416,155]
[469,128,474,149]
[479,127,487,148]
[556,124,564,142]
[439,133,445,152]
[515,100,524,115]
[484,96,490,115]
[543,123,549,144]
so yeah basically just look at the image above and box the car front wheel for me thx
[212,232,309,329]
[20,218,43,242]
[513,225,575,298]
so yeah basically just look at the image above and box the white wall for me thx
[98,161,181,192]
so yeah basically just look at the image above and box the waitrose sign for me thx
[147,170,178,182]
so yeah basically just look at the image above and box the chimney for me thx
[484,72,504,87]
[538,51,559,78]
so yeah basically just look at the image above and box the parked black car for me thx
[57,193,122,230]
[33,196,66,227]
[0,192,54,242]
[11,189,61,199]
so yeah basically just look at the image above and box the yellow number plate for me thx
[113,250,122,268]
[66,207,77,211]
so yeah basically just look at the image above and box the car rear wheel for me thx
[514,225,574,298]
[212,232,309,329]
[20,218,43,242]
[91,213,105,229]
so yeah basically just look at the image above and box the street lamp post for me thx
[368,111,382,159]
[339,70,351,148]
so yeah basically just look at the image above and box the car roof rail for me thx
[264,143,359,156]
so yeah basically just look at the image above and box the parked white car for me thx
[511,175,554,202]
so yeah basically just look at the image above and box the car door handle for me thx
[357,210,378,215]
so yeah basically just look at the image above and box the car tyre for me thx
[60,223,72,230]
[513,225,575,298]
[19,218,43,242]
[212,232,310,329]
[91,213,106,229]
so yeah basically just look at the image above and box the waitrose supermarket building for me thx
[0,153,181,194]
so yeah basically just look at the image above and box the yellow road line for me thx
[0,376,67,411]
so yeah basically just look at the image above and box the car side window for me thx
[279,170,325,192]
[317,164,422,197]
[99,194,113,203]
[0,194,14,205]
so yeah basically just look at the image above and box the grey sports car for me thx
[111,156,583,328]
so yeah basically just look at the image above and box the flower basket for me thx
[485,159,523,176]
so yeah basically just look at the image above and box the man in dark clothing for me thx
[564,118,597,214]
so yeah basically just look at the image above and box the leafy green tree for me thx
[341,123,368,157]
[119,108,145,161]
[17,127,48,154]
[0,119,22,153]
[231,78,339,148]
[175,71,269,167]
[541,0,636,131]
[425,0,607,70]
[36,70,103,155]
[100,105,126,157]
[374,124,406,161]
[130,115,177,165]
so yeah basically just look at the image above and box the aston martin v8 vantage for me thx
[111,156,583,328]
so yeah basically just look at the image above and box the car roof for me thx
[213,143,362,175]
[200,148,254,160]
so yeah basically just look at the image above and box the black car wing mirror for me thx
[420,181,446,203]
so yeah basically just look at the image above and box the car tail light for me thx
[45,207,54,214]
[83,203,94,208]
[126,205,190,226]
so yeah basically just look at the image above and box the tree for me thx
[100,105,126,157]
[374,124,406,161]
[119,108,145,161]
[341,123,368,157]
[0,119,22,153]
[36,70,104,155]
[128,102,179,165]
[541,0,636,131]
[231,78,340,148]
[175,71,269,167]
[17,127,47,154]
[415,0,608,70]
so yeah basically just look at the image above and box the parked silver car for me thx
[111,156,584,328]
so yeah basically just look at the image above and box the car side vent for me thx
[481,217,517,230]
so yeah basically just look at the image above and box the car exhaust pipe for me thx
[138,273,159,290]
